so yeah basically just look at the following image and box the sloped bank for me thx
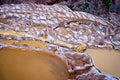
[0,3,120,80]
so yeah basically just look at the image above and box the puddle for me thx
[0,47,68,80]
[86,48,120,78]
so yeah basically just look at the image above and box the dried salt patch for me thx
[21,33,35,38]
[15,5,21,10]
[57,35,61,40]
[60,37,66,41]
[13,13,20,17]
[47,35,55,42]
[39,16,46,20]
[47,20,54,25]
[0,10,4,13]
[31,16,38,20]
[110,36,120,45]
[1,14,6,18]
[66,13,71,17]
[11,9,17,12]
[65,34,72,39]
[20,14,26,17]
[22,10,26,13]
[16,10,21,13]
[55,28,61,34]
[57,13,65,18]
[103,73,119,80]
[11,7,16,10]
[97,30,105,35]
[112,41,120,45]
[34,11,39,14]
[52,18,59,23]
[40,30,45,35]
[45,14,53,19]
[78,31,83,35]
[89,35,95,41]
[24,28,29,32]
[97,18,108,26]
[7,13,13,16]
[76,39,83,44]
[66,28,71,31]
[40,20,47,25]
[69,22,76,26]
[72,30,78,34]
[70,36,76,41]
[0,43,4,48]
[33,20,40,24]
[35,31,40,37]
[97,45,106,48]
[81,35,88,42]
[69,56,91,71]
[79,12,88,19]
[15,27,20,31]
[75,12,81,18]
[26,15,30,18]
[68,69,74,73]
[58,8,65,13]
[5,6,10,9]
[74,66,83,71]
[67,39,72,42]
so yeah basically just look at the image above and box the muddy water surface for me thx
[0,47,68,80]
[86,48,120,78]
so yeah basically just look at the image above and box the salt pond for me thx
[86,48,120,78]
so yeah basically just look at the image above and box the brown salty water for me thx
[0,47,68,80]
[86,48,120,78]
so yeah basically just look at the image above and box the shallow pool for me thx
[86,48,120,78]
